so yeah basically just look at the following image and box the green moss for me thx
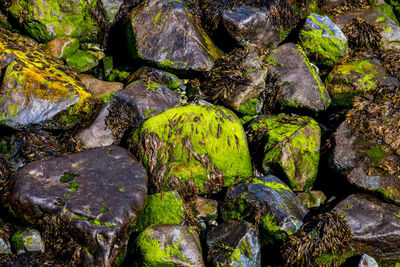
[366,144,388,165]
[69,182,79,192]
[65,192,72,198]
[238,98,260,116]
[259,213,288,246]
[249,178,291,192]
[131,191,184,233]
[144,109,158,119]
[99,92,116,103]
[100,205,109,213]
[145,82,160,92]
[70,213,116,227]
[11,231,25,252]
[279,29,292,42]
[372,3,400,25]
[60,172,79,183]
[60,38,80,60]
[66,50,99,73]
[315,249,353,265]
[113,250,126,267]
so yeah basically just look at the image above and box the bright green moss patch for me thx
[366,144,389,165]
[372,3,400,25]
[66,50,99,73]
[315,249,353,266]
[11,230,25,252]
[259,213,288,246]
[249,178,291,192]
[238,98,260,116]
[60,172,80,183]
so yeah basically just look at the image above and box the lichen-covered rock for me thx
[131,191,185,233]
[206,220,261,267]
[0,27,94,130]
[134,224,205,267]
[267,43,331,112]
[297,190,327,208]
[325,59,398,107]
[188,197,218,224]
[221,175,308,246]
[299,13,348,67]
[132,105,253,197]
[4,146,148,266]
[11,229,44,255]
[66,50,99,73]
[41,37,79,60]
[130,66,183,91]
[247,114,321,191]
[78,74,124,99]
[128,0,221,72]
[8,0,102,42]
[335,194,400,264]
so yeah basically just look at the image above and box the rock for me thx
[8,0,102,42]
[76,102,116,149]
[132,105,253,197]
[0,237,11,255]
[299,13,348,67]
[0,11,12,30]
[11,229,44,255]
[187,197,218,223]
[66,50,99,73]
[78,74,123,99]
[130,66,183,91]
[325,59,398,107]
[358,254,379,267]
[247,114,321,191]
[134,224,205,267]
[221,175,308,246]
[41,37,79,60]
[206,220,261,267]
[0,219,12,255]
[222,6,282,50]
[131,191,185,233]
[297,190,327,208]
[128,0,221,72]
[267,43,331,112]
[102,0,124,22]
[0,27,94,130]
[4,146,148,266]
[335,194,400,264]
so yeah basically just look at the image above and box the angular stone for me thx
[78,74,124,99]
[134,224,205,267]
[5,146,148,266]
[299,13,348,67]
[11,229,44,255]
[206,220,261,267]
[41,37,79,60]
[132,105,253,197]
[66,50,99,73]
[102,0,124,22]
[268,43,331,112]
[222,175,308,246]
[297,190,327,208]
[130,66,182,91]
[188,197,218,222]
[247,114,321,191]
[325,59,398,107]
[128,0,221,72]
[335,194,400,264]
[0,27,94,130]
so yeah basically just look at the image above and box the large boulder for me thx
[3,146,148,266]
[0,27,94,130]
[132,105,253,197]
[128,0,221,72]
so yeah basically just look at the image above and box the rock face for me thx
[335,194,400,264]
[128,0,221,72]
[134,224,205,267]
[132,105,253,197]
[0,27,94,130]
[222,176,308,246]
[267,43,331,112]
[206,220,261,267]
[247,114,321,191]
[5,146,148,266]
[299,13,348,67]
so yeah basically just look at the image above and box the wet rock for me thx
[0,27,94,130]
[358,254,379,267]
[78,74,123,99]
[222,6,281,50]
[11,229,44,255]
[130,66,182,91]
[247,114,321,191]
[206,220,261,267]
[297,190,327,208]
[267,43,331,112]
[221,175,308,246]
[132,105,253,197]
[128,0,221,72]
[299,13,348,67]
[131,191,185,233]
[76,102,116,149]
[335,194,400,264]
[4,146,148,266]
[325,59,398,107]
[8,0,102,42]
[66,50,99,73]
[41,37,79,60]
[134,224,204,267]
[188,197,218,224]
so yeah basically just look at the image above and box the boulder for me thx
[41,37,79,60]
[78,74,124,99]
[297,190,327,208]
[66,50,99,73]
[358,254,379,267]
[11,229,44,255]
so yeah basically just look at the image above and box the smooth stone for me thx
[41,37,79,60]
[78,74,124,99]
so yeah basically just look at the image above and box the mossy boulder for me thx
[11,229,44,255]
[41,37,79,60]
[8,0,101,42]
[299,13,348,67]
[131,191,185,233]
[0,26,94,130]
[297,190,327,208]
[247,114,321,191]
[325,59,398,107]
[132,105,253,197]
[66,50,100,73]
[221,175,308,247]
[134,224,205,267]
[127,0,221,72]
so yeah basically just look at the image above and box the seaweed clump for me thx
[323,0,369,16]
[343,18,382,50]
[281,211,353,266]
[379,48,400,79]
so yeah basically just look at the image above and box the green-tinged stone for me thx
[66,50,99,73]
